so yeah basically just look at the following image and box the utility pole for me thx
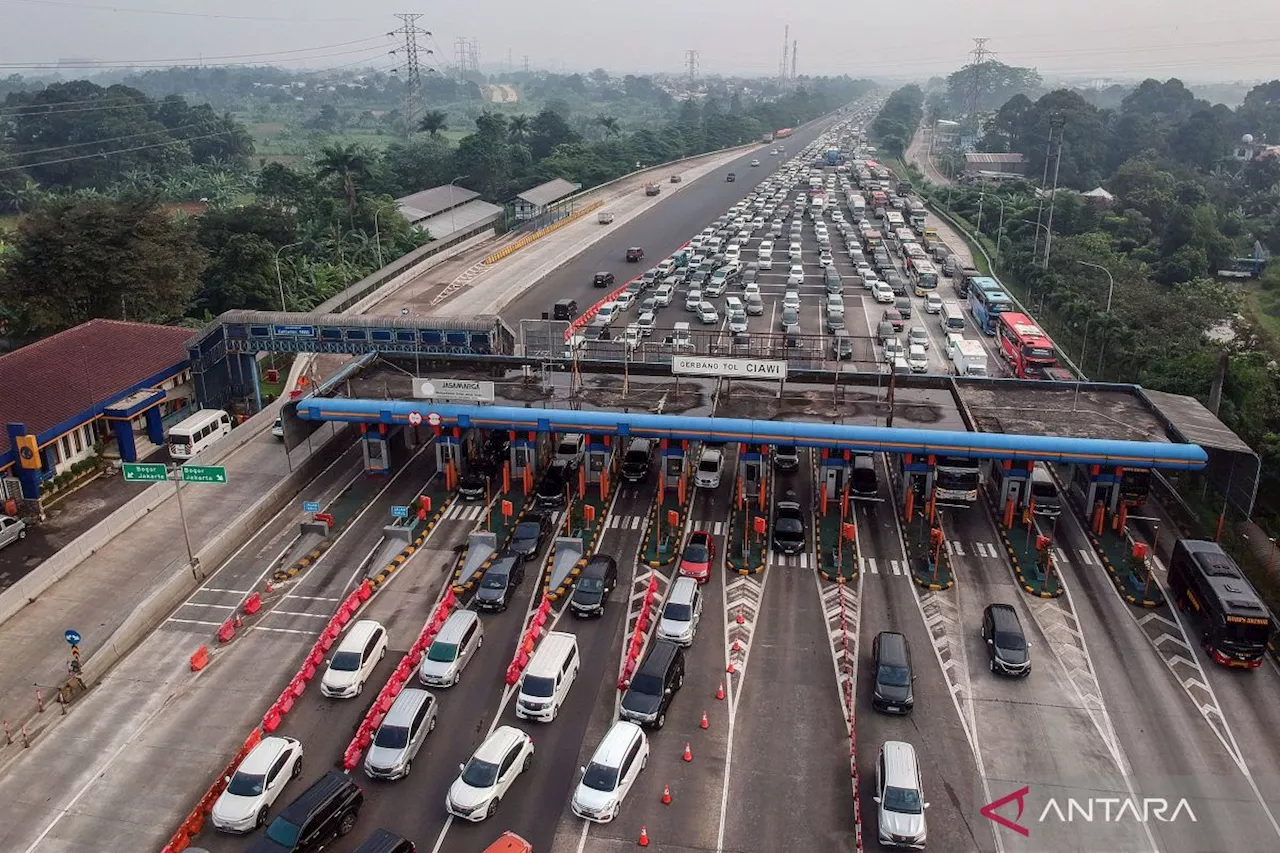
[391,13,431,137]
[1042,112,1066,270]
[965,37,992,136]
[780,24,789,79]
[507,48,513,72]
[454,37,468,79]
[522,55,530,74]
[1031,121,1055,264]
[685,49,699,89]
[791,40,797,78]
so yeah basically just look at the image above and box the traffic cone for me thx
[683,742,693,762]
[264,580,273,593]
[700,710,709,729]
[716,682,725,700]
[736,606,745,625]
[638,825,650,847]
[661,784,672,804]
[726,661,736,674]
[732,638,741,652]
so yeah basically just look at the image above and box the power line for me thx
[4,119,235,159]
[0,129,246,173]
[0,39,392,71]
[0,0,373,22]
[390,13,431,137]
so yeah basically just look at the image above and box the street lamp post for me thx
[990,195,1007,269]
[1076,260,1115,314]
[274,240,304,312]
[1080,314,1094,368]
[373,206,387,269]
[448,175,469,237]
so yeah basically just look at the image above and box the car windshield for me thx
[265,817,303,847]
[577,577,603,594]
[776,518,804,534]
[582,761,620,792]
[225,770,266,798]
[481,573,508,590]
[514,522,540,539]
[684,542,709,563]
[329,650,362,672]
[996,631,1026,651]
[374,724,410,749]
[878,664,912,687]
[427,641,458,663]
[884,785,924,814]
[461,758,499,788]
[664,601,693,621]
[523,675,555,697]
[629,672,662,696]
[698,458,719,473]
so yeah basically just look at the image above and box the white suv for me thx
[447,726,534,822]
[571,721,649,823]
[693,447,724,489]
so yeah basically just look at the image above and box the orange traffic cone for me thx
[264,581,273,593]
[726,661,736,674]
[661,783,672,804]
[736,606,745,625]
[716,681,725,700]
[700,710,709,729]
[682,742,693,762]
[638,825,650,847]
[731,638,741,652]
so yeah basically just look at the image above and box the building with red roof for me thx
[1,319,195,500]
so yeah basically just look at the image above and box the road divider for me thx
[567,241,693,340]
[342,588,458,771]
[617,575,659,689]
[984,489,1065,598]
[505,595,552,685]
[481,200,604,265]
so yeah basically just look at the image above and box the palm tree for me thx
[1,177,47,213]
[594,114,620,138]
[418,110,449,138]
[315,143,372,223]
[508,114,530,145]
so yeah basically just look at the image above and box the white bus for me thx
[167,409,233,460]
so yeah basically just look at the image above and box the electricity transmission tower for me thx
[964,37,992,136]
[791,40,797,78]
[779,24,789,79]
[685,50,699,88]
[391,13,431,138]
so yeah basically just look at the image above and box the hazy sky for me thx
[3,0,1278,82]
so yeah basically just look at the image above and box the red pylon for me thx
[731,638,741,652]
[682,742,693,762]
[700,710,709,729]
[661,784,672,804]
[716,681,725,700]
[264,581,273,593]
[726,661,736,674]
[736,606,745,625]
[638,825,650,847]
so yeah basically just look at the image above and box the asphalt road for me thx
[499,114,849,327]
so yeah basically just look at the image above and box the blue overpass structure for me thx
[296,399,1207,470]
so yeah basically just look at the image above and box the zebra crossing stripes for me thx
[690,520,726,537]
[605,514,647,530]
[444,502,488,521]
[860,557,905,576]
[773,551,811,569]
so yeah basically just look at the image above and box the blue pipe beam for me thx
[296,400,1207,471]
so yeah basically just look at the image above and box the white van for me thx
[419,610,483,688]
[515,631,580,722]
[875,741,928,848]
[654,283,675,307]
[321,619,388,699]
[167,408,233,460]
[672,322,693,350]
[657,577,703,647]
[940,300,965,334]
[571,721,649,823]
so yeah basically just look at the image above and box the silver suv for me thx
[0,515,27,551]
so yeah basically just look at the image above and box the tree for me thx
[528,107,580,160]
[0,198,207,341]
[418,110,449,138]
[454,112,513,199]
[315,143,373,221]
[594,114,620,138]
[507,114,530,145]
[381,137,456,195]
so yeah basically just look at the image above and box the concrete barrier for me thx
[78,425,357,689]
[0,403,285,627]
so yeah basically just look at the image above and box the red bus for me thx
[774,127,794,139]
[996,312,1058,378]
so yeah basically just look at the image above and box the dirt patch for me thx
[717,383,945,426]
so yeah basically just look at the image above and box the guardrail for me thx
[482,200,604,265]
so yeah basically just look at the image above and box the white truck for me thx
[950,339,989,377]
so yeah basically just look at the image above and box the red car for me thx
[678,530,715,583]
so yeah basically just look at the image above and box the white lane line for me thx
[202,587,253,594]
[165,618,224,627]
[269,610,329,619]
[287,594,343,602]
[253,626,315,636]
[180,602,237,610]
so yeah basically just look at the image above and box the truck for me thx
[774,127,794,139]
[644,183,660,196]
[597,211,615,225]
[825,147,841,166]
[761,131,774,143]
[950,339,989,377]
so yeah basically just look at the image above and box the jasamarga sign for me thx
[412,378,496,402]
[672,356,788,380]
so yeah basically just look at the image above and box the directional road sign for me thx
[180,465,228,484]
[303,501,321,512]
[122,462,168,483]
[64,629,81,645]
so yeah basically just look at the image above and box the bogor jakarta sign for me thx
[671,356,788,380]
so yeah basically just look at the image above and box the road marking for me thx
[202,587,253,594]
[287,594,342,602]
[1078,548,1096,565]
[165,618,225,627]
[268,610,329,619]
[889,559,901,575]
[252,626,314,636]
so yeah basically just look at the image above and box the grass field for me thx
[1242,281,1280,355]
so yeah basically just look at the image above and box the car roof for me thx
[688,529,712,544]
[383,687,433,727]
[668,576,699,603]
[435,609,479,643]
[476,725,526,762]
[338,619,383,652]
[278,771,358,824]
[238,736,293,775]
[583,554,616,577]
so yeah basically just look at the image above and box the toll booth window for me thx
[228,325,249,339]
[371,329,393,343]
[515,447,530,468]
[368,441,385,462]
[591,454,605,472]
[321,328,343,342]
[396,331,416,343]
[665,456,683,477]
[422,331,443,346]
[446,332,468,346]
[250,325,270,337]
[471,333,492,354]
[346,329,367,341]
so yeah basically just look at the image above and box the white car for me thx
[750,159,761,166]
[572,721,649,823]
[759,240,774,254]
[696,302,719,324]
[694,447,724,489]
[924,292,944,314]
[783,290,801,312]
[789,242,803,260]
[908,344,929,373]
[758,252,774,270]
[596,302,619,326]
[742,282,761,299]
[321,619,388,699]
[728,312,748,334]
[447,726,534,822]
[637,311,656,336]
[614,291,635,311]
[787,266,805,286]
[685,289,703,312]
[210,736,304,833]
[819,251,834,268]
[873,283,895,304]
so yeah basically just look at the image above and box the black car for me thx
[249,771,363,852]
[983,604,1031,676]
[458,463,492,501]
[625,247,644,262]
[474,552,525,612]
[871,631,914,714]
[483,430,511,461]
[509,512,552,562]
[773,444,800,471]
[885,272,908,296]
[618,639,684,729]
[621,438,655,483]
[352,829,415,853]
[536,461,572,508]
[570,554,619,617]
[593,271,615,288]
[772,490,806,555]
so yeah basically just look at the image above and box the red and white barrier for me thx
[617,575,659,689]
[505,595,552,685]
[566,241,694,342]
[342,587,457,771]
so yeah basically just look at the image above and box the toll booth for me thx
[509,431,550,492]
[817,449,849,517]
[584,435,613,489]
[1066,463,1120,514]
[990,459,1033,508]
[362,422,392,474]
[661,439,689,504]
[436,427,464,486]
[738,443,767,510]
[896,452,935,519]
